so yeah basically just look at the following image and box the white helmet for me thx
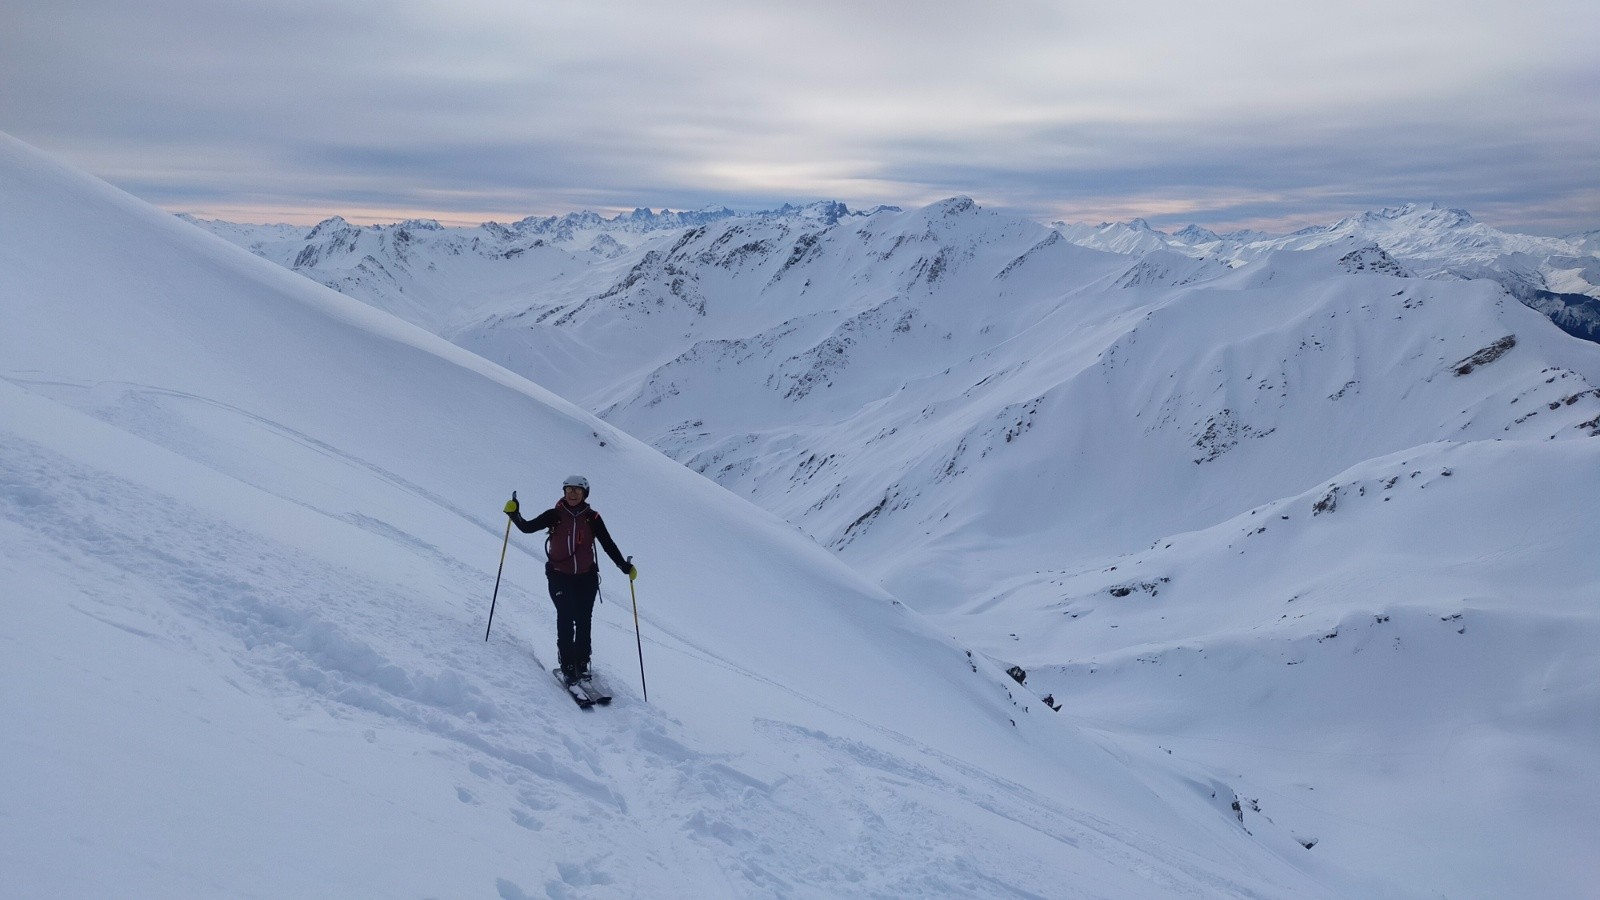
[562,474,590,494]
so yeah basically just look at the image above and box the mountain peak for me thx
[1336,241,1412,276]
[306,215,358,239]
[934,196,978,216]
[1359,202,1476,229]
[1173,224,1220,243]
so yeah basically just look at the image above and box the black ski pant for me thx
[546,569,599,671]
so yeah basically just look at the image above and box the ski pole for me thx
[485,491,515,642]
[628,559,648,702]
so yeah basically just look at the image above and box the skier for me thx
[504,475,636,684]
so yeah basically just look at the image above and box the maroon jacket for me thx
[511,499,629,575]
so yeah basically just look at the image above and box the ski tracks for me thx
[0,425,686,894]
[0,423,969,897]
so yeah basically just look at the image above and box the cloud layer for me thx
[5,0,1597,233]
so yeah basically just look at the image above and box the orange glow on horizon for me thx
[163,201,625,228]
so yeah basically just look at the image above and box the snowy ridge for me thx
[0,133,1342,897]
[1055,201,1600,309]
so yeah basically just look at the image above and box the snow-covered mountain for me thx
[1,134,1358,897]
[1051,217,1177,256]
[1569,227,1600,254]
[181,188,1600,896]
[1052,203,1600,341]
[206,199,1600,346]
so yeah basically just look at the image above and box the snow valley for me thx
[3,126,1598,898]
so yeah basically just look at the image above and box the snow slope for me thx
[0,135,1350,897]
[960,438,1600,900]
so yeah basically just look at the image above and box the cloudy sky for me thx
[5,0,1598,234]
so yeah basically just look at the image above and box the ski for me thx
[576,674,613,706]
[554,668,595,709]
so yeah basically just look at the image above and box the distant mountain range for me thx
[1055,202,1600,341]
[193,200,1600,344]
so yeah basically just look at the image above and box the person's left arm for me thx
[591,514,632,574]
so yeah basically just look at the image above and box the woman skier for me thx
[505,475,636,684]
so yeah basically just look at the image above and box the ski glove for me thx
[504,493,519,515]
[627,562,638,582]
